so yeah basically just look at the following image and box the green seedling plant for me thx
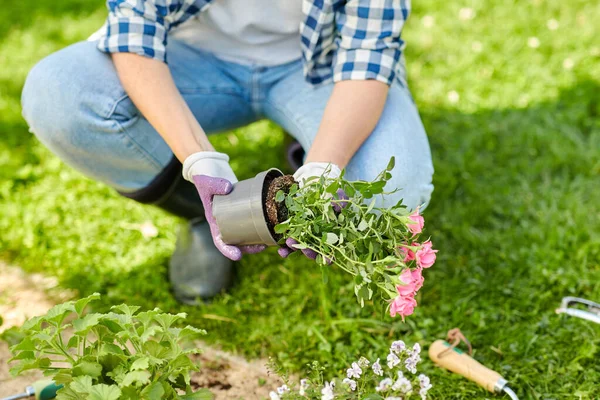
[276,158,438,319]
[9,293,212,400]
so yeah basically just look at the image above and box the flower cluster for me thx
[270,340,432,400]
[276,158,438,320]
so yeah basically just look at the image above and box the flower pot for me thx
[212,168,283,246]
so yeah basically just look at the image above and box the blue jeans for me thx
[22,40,434,210]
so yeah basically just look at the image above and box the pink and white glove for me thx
[183,151,266,261]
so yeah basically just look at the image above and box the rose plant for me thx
[275,158,438,319]
[9,293,211,399]
[270,340,432,399]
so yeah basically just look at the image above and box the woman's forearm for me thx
[305,80,389,168]
[111,53,214,161]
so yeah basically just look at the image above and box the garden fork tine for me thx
[555,296,600,324]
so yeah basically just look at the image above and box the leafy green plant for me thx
[9,293,211,400]
[276,158,437,319]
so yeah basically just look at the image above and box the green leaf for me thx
[325,232,338,245]
[130,357,150,371]
[141,382,165,400]
[10,337,36,352]
[139,326,162,343]
[274,221,290,234]
[153,312,187,329]
[99,343,125,356]
[55,386,83,400]
[136,309,162,328]
[70,376,94,394]
[366,198,376,213]
[9,357,51,376]
[72,313,101,334]
[74,293,100,316]
[120,370,151,387]
[179,389,214,400]
[112,304,141,319]
[275,190,285,202]
[357,219,369,232]
[21,315,44,331]
[73,361,102,378]
[386,156,395,171]
[45,302,76,325]
[88,384,121,400]
[178,326,207,343]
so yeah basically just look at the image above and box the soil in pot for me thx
[264,174,295,239]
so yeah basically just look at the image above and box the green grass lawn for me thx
[1,0,599,398]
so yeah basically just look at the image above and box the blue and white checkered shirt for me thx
[96,0,410,86]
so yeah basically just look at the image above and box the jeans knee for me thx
[385,180,434,212]
[22,42,128,153]
[22,51,80,149]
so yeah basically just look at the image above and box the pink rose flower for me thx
[390,295,417,319]
[416,241,438,269]
[396,269,417,296]
[407,211,425,235]
[411,268,424,291]
[398,244,416,262]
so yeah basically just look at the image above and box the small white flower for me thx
[563,58,574,70]
[390,340,406,355]
[392,376,413,393]
[269,392,280,400]
[386,398,403,400]
[419,374,431,388]
[422,15,434,28]
[375,378,394,392]
[458,7,475,20]
[471,41,483,53]
[387,352,401,369]
[372,358,383,376]
[412,343,421,355]
[527,37,540,48]
[346,362,362,379]
[547,18,559,30]
[447,90,460,104]
[405,354,420,374]
[321,381,335,400]
[342,378,357,391]
[299,379,308,396]
[277,385,290,394]
[357,356,370,368]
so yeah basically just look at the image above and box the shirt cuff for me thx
[97,14,168,63]
[333,47,401,86]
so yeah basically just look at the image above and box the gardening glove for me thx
[293,162,342,188]
[183,151,266,261]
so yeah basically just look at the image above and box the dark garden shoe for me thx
[169,218,234,304]
[119,157,234,304]
[286,139,305,172]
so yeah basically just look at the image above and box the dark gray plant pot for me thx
[212,168,283,246]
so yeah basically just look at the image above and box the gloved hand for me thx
[279,162,347,260]
[292,162,342,188]
[183,151,266,261]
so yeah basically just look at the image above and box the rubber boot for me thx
[118,157,234,304]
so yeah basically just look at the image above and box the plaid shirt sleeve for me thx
[97,0,207,63]
[333,0,410,85]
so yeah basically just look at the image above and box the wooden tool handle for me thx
[429,340,503,393]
